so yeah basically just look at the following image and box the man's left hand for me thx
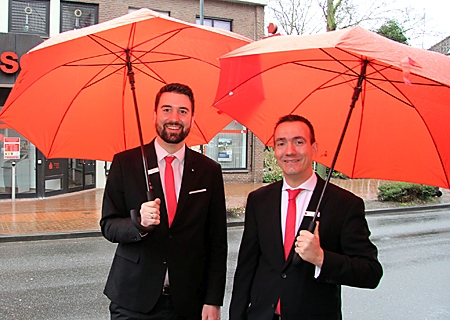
[202,304,220,320]
[295,221,324,267]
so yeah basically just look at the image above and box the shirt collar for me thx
[282,172,317,192]
[154,139,186,164]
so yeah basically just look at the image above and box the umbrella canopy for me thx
[0,8,251,162]
[213,26,450,189]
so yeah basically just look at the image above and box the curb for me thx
[2,204,450,243]
[365,203,450,215]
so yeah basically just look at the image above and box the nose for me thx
[167,109,180,121]
[286,141,296,154]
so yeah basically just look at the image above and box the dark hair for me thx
[274,114,316,144]
[154,83,195,114]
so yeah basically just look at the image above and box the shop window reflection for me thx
[205,121,247,170]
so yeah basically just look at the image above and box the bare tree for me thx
[267,0,323,35]
[267,0,437,48]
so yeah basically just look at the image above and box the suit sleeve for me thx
[203,163,228,307]
[318,196,383,289]
[229,192,260,320]
[100,153,143,244]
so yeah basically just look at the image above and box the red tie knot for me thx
[287,188,302,200]
[165,156,175,164]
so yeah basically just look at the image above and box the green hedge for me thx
[378,182,441,203]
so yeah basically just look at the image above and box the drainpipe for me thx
[200,0,204,25]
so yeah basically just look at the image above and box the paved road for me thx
[1,209,449,319]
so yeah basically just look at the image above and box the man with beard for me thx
[101,83,227,320]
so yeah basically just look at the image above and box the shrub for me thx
[226,207,245,219]
[378,182,441,203]
[263,148,283,183]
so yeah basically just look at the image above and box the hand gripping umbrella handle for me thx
[292,213,317,266]
[130,190,158,233]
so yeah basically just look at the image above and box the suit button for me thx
[281,273,287,279]
[168,234,173,239]
[162,259,167,265]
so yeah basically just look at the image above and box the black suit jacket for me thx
[100,140,227,316]
[229,175,383,320]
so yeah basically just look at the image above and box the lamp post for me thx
[199,0,204,25]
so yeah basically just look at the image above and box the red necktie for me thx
[284,189,302,259]
[164,156,177,227]
[277,188,303,315]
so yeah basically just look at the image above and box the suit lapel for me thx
[297,176,327,231]
[267,182,285,263]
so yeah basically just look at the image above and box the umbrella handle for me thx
[130,190,158,233]
[130,209,157,233]
[292,221,316,266]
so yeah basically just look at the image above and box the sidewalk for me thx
[1,179,450,242]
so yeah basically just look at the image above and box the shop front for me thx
[0,32,97,199]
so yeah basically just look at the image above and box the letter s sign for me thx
[0,51,19,74]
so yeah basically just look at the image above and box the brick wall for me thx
[83,0,265,41]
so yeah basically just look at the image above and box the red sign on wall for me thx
[3,137,20,160]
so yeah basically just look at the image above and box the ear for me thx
[312,141,318,157]
[154,111,157,124]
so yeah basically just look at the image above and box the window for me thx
[0,88,11,107]
[60,1,98,32]
[205,121,247,170]
[9,0,50,37]
[196,17,232,31]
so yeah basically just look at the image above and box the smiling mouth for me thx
[165,123,183,131]
[284,159,299,163]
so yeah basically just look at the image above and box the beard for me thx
[156,121,191,144]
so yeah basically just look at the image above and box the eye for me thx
[179,109,189,115]
[162,107,171,113]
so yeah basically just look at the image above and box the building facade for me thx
[0,0,266,199]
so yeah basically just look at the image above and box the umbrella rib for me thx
[130,56,192,85]
[88,34,128,63]
[193,118,209,143]
[133,50,220,86]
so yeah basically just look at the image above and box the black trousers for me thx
[110,294,201,320]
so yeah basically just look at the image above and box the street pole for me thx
[200,0,204,25]
[11,161,16,201]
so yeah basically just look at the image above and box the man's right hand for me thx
[140,198,161,226]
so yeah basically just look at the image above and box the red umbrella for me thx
[0,8,251,231]
[0,8,251,162]
[213,26,450,191]
[213,26,450,250]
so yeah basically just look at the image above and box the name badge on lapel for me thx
[304,211,320,218]
[148,167,159,175]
